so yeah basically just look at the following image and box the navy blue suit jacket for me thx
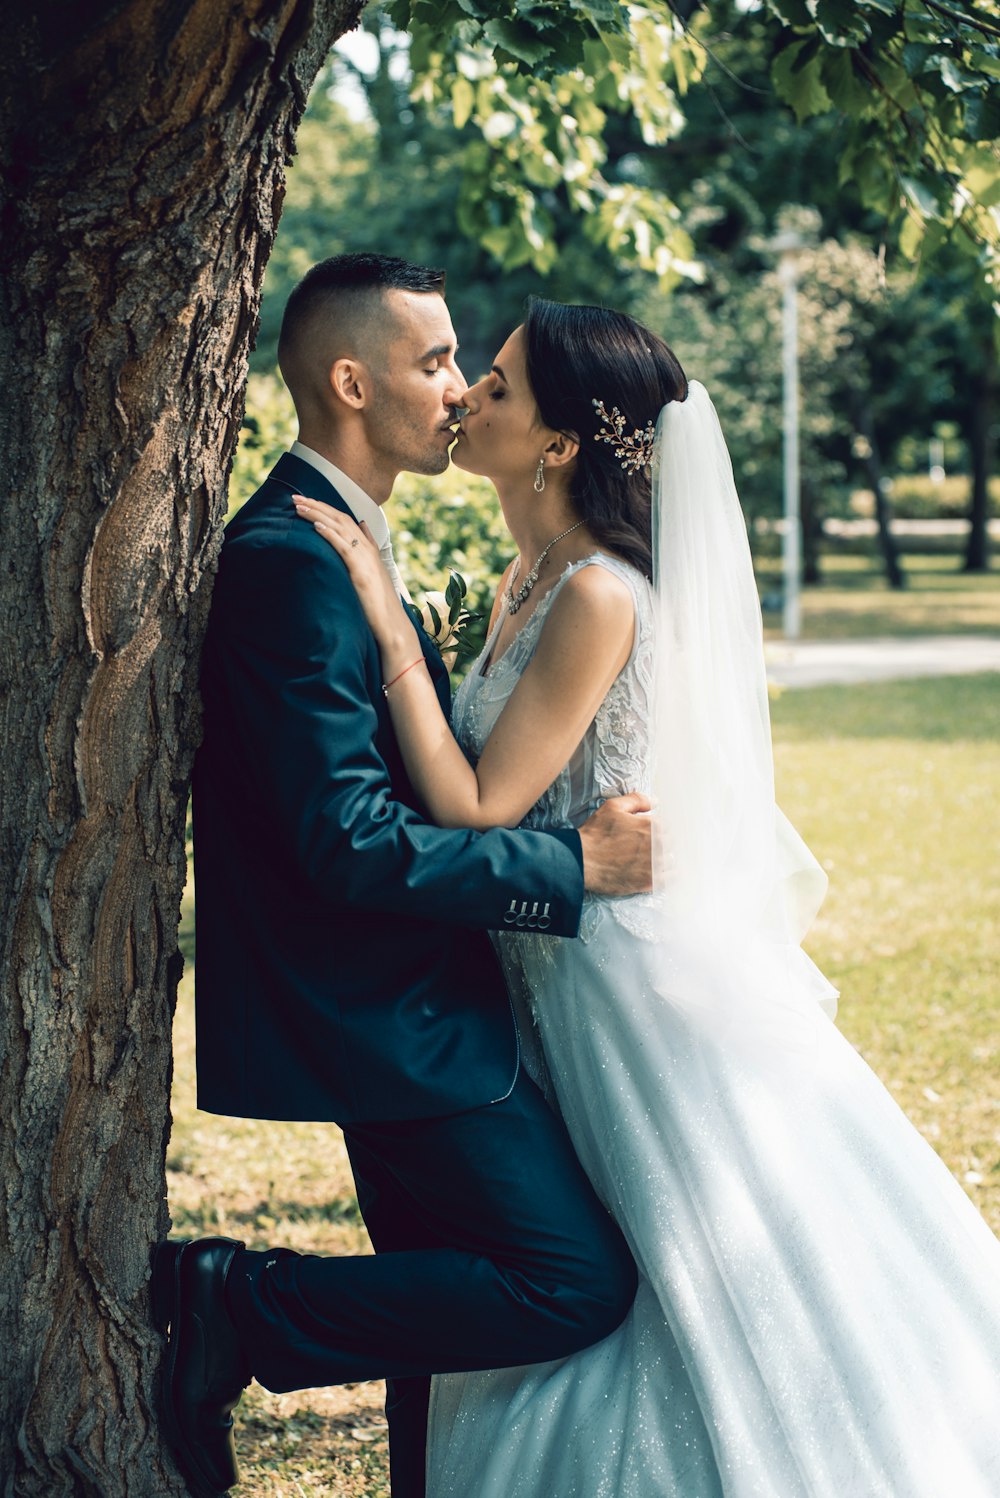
[192,454,584,1123]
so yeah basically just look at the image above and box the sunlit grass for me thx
[169,671,1000,1495]
[771,675,1000,1240]
[760,553,1000,640]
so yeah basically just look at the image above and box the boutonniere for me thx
[408,572,486,672]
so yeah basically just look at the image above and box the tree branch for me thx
[923,0,1000,42]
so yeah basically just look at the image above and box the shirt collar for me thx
[290,441,390,549]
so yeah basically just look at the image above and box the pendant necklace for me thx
[505,520,585,615]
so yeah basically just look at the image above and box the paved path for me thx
[764,634,1000,689]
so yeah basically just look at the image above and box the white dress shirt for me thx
[290,440,409,600]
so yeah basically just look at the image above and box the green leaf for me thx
[898,212,924,260]
[969,47,1000,82]
[482,17,556,68]
[901,12,941,44]
[919,220,948,262]
[901,174,943,220]
[964,91,1000,142]
[765,0,813,27]
[962,146,1000,208]
[822,49,872,114]
[671,37,689,96]
[773,38,833,121]
[902,42,933,77]
[791,35,822,73]
[840,143,892,211]
[445,573,463,615]
[810,0,871,49]
[452,76,475,128]
[426,599,442,637]
[938,56,976,93]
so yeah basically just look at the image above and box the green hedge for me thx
[851,473,999,522]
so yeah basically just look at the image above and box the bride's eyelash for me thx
[489,390,505,401]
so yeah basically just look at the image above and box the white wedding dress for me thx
[426,553,1000,1498]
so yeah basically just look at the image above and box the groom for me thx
[159,253,650,1498]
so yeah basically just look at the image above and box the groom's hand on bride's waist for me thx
[578,794,654,897]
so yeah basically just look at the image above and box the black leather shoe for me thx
[151,1236,250,1498]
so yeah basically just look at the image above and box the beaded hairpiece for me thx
[592,398,656,474]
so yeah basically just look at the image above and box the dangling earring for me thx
[533,458,546,493]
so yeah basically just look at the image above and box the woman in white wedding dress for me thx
[294,298,1000,1497]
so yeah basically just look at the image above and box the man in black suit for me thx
[155,254,651,1498]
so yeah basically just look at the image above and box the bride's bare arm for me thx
[293,496,634,831]
[389,565,634,828]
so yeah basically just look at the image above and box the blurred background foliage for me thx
[233,0,999,615]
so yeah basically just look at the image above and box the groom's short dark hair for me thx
[278,252,446,377]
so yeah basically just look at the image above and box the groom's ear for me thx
[545,429,580,468]
[329,357,370,411]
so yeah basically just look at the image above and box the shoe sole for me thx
[152,1240,231,1498]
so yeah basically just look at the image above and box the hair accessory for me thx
[592,398,656,474]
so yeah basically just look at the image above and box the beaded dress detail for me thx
[455,552,661,948]
[427,555,1000,1498]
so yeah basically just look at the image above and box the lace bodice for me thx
[452,553,660,942]
[453,553,654,828]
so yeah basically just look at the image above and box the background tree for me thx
[249,0,997,594]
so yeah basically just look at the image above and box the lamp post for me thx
[773,230,803,640]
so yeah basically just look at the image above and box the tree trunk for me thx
[0,2,363,1492]
[853,400,905,590]
[800,479,822,586]
[963,361,994,573]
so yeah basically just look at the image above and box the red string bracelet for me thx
[382,656,426,696]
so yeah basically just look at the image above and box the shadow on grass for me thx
[239,1387,390,1498]
[771,674,1000,742]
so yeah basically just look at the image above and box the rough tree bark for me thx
[0,2,363,1492]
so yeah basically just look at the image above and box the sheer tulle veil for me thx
[649,381,837,1048]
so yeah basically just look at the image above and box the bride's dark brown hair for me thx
[523,298,688,579]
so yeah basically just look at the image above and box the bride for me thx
[293,298,1000,1496]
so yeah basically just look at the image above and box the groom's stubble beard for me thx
[367,373,453,479]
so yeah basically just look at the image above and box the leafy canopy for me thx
[385,0,1000,295]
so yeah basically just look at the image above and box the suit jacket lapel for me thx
[268,454,452,713]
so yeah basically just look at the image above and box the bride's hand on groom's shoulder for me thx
[292,496,416,661]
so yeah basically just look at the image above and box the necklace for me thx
[505,520,585,615]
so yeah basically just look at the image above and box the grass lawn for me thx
[759,553,1000,640]
[169,671,1000,1498]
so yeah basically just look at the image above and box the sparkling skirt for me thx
[426,900,1000,1497]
